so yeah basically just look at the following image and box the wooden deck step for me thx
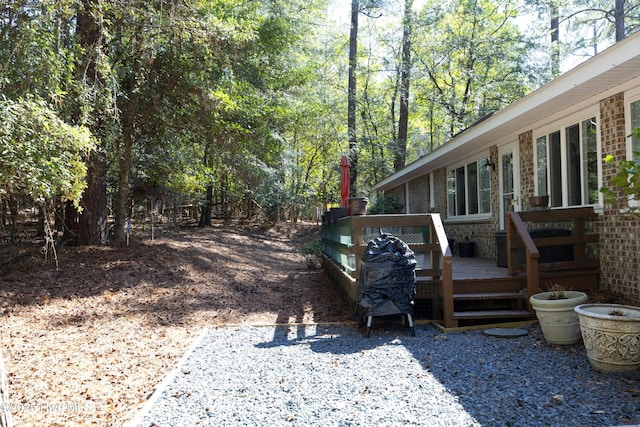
[453,310,534,320]
[453,291,523,301]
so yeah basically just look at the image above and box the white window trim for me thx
[446,153,493,220]
[625,86,640,157]
[499,142,519,229]
[624,87,640,208]
[429,172,435,210]
[533,107,602,209]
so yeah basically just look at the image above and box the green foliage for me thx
[600,128,640,220]
[303,239,323,255]
[2,0,616,234]
[412,0,537,139]
[367,193,404,214]
[0,97,96,207]
[0,0,78,100]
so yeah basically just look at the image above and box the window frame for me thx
[624,87,640,208]
[625,86,640,159]
[446,155,492,220]
[533,109,601,209]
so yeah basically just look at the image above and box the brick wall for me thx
[407,174,430,213]
[518,130,535,209]
[598,92,640,304]
[433,167,447,216]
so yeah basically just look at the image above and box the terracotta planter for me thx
[529,195,549,209]
[575,304,640,372]
[529,291,588,345]
[348,197,368,216]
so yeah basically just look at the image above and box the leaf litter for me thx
[1,221,350,426]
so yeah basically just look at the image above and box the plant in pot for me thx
[574,303,640,372]
[348,196,368,216]
[529,283,588,345]
[529,195,549,209]
[574,131,640,371]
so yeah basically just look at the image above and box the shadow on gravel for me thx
[254,322,640,427]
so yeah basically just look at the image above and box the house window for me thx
[535,117,598,207]
[631,99,640,156]
[447,158,491,217]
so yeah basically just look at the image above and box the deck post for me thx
[441,257,456,328]
[508,212,543,310]
[430,214,455,328]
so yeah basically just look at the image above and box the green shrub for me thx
[367,194,404,215]
[601,128,640,220]
[303,239,322,255]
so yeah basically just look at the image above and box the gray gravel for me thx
[127,322,640,427]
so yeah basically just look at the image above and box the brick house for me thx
[372,30,640,305]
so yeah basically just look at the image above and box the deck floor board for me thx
[417,255,511,280]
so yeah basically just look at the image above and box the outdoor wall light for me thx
[484,158,496,172]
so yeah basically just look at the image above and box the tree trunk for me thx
[74,0,109,245]
[395,0,413,172]
[114,35,142,244]
[348,0,359,197]
[76,153,108,245]
[550,2,560,77]
[221,174,231,221]
[4,198,18,241]
[114,103,136,244]
[0,351,13,427]
[0,199,5,228]
[199,184,213,226]
[614,0,625,42]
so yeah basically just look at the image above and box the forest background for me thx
[1,0,639,247]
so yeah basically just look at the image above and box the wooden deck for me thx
[322,209,600,329]
[448,255,511,279]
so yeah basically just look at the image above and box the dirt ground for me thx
[0,220,352,426]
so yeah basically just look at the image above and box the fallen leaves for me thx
[1,221,351,426]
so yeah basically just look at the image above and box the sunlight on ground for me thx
[129,324,481,426]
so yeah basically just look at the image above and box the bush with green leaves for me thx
[367,194,404,215]
[601,128,640,220]
[0,97,96,208]
[303,238,322,255]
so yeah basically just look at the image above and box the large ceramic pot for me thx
[529,195,549,209]
[348,197,368,216]
[529,291,588,345]
[574,304,640,372]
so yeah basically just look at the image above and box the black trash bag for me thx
[359,234,416,315]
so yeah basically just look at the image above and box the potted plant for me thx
[580,127,640,371]
[529,284,588,345]
[529,195,549,209]
[348,197,368,215]
[574,304,640,372]
[457,236,475,257]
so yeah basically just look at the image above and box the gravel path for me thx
[127,322,640,427]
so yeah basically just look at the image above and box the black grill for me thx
[358,234,417,337]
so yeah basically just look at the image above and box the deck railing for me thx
[507,207,600,304]
[321,214,453,319]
